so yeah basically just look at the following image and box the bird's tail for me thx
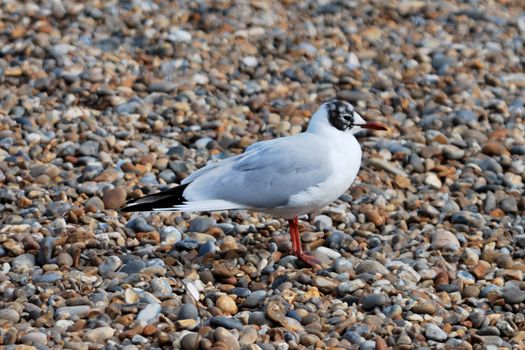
[120,184,189,212]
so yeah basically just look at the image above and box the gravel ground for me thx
[1,0,525,349]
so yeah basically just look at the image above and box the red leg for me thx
[288,217,321,267]
[289,217,301,255]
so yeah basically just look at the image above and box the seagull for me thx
[121,99,387,266]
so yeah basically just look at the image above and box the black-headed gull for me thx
[122,99,387,266]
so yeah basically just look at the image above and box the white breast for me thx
[270,133,362,218]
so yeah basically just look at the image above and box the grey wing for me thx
[182,134,333,208]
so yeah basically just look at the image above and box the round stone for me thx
[83,327,115,343]
[177,303,199,321]
[103,186,127,210]
[0,309,20,323]
[216,295,238,315]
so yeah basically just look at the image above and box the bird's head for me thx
[308,99,388,135]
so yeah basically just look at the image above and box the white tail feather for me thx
[151,200,249,212]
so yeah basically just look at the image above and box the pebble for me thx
[215,327,240,350]
[431,229,460,251]
[334,258,354,273]
[338,279,365,294]
[362,294,387,311]
[411,302,436,315]
[103,186,127,210]
[199,240,216,256]
[425,324,448,341]
[425,173,442,190]
[21,331,48,345]
[0,309,20,323]
[189,217,216,232]
[79,140,100,156]
[210,316,243,330]
[160,226,182,244]
[216,295,238,315]
[84,327,115,343]
[178,303,199,321]
[181,332,201,350]
[99,256,122,276]
[443,145,465,160]
[355,260,390,276]
[244,290,267,307]
[451,211,486,228]
[11,253,36,273]
[56,306,91,318]
[136,303,161,323]
[239,326,258,346]
[151,277,172,295]
[502,286,525,304]
[84,196,105,211]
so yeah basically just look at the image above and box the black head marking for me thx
[326,99,357,131]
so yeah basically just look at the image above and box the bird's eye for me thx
[343,115,353,122]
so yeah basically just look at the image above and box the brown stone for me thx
[489,208,505,218]
[362,205,385,226]
[395,175,411,189]
[375,336,388,350]
[215,295,238,315]
[482,142,508,156]
[103,186,127,210]
[212,261,237,278]
[434,271,449,286]
[136,231,160,243]
[411,301,436,315]
[470,261,491,279]
[142,324,156,336]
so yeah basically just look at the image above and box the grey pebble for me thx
[502,286,525,304]
[425,323,448,341]
[500,197,518,213]
[451,211,486,228]
[175,238,200,250]
[56,306,91,318]
[189,217,216,232]
[210,316,243,330]
[84,196,105,210]
[355,260,389,276]
[99,256,122,276]
[343,331,365,345]
[21,331,48,346]
[136,303,161,323]
[120,259,146,274]
[443,145,465,160]
[362,294,387,311]
[177,303,199,321]
[11,253,36,273]
[334,258,354,273]
[0,309,20,322]
[359,340,376,350]
[150,277,172,296]
[127,217,155,232]
[313,214,333,231]
[33,272,62,284]
[160,226,182,244]
[244,290,267,307]
[338,280,365,294]
[79,140,100,156]
[199,240,216,256]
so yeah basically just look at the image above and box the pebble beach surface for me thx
[1,0,525,349]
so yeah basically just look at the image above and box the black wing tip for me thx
[120,202,153,212]
[119,183,189,213]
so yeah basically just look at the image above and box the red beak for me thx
[360,122,388,131]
